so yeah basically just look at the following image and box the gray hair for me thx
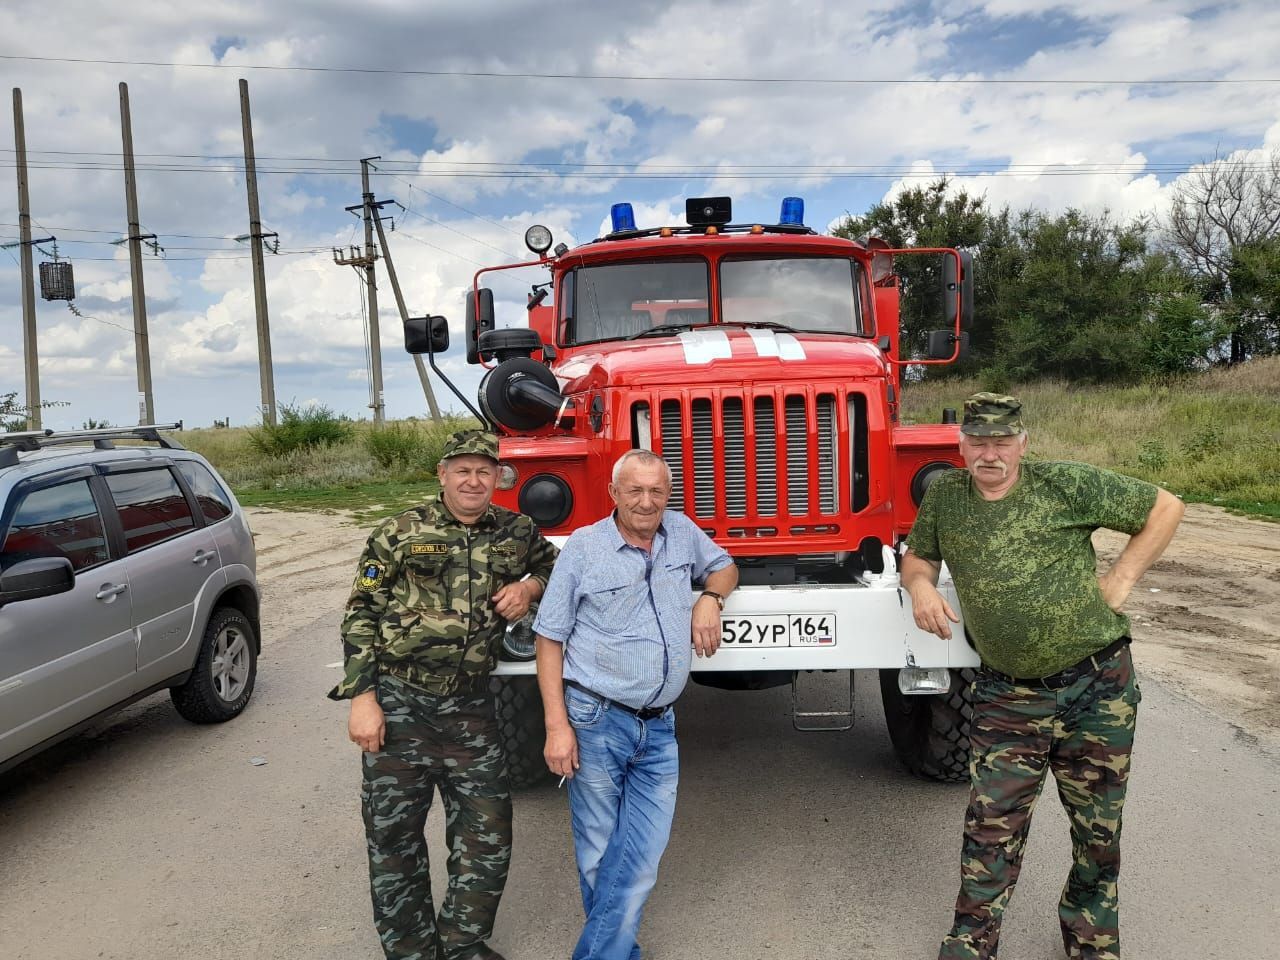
[611,449,673,486]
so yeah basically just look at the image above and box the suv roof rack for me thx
[0,422,186,459]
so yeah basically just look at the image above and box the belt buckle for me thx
[1046,667,1079,688]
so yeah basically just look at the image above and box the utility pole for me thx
[372,212,442,423]
[361,158,385,424]
[12,88,41,428]
[119,82,155,426]
[237,79,277,426]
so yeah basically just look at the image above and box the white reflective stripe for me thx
[777,333,806,360]
[745,328,807,360]
[746,327,779,358]
[677,328,732,364]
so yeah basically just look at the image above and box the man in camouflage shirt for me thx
[902,394,1184,960]
[329,429,558,960]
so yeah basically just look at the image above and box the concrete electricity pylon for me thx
[237,79,278,426]
[119,82,155,426]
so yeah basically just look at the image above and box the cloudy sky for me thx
[2,0,1278,430]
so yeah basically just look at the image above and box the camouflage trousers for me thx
[939,645,1141,960]
[362,674,512,960]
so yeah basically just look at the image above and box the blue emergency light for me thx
[610,202,637,233]
[779,196,805,226]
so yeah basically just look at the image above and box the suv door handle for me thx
[192,549,216,565]
[96,583,128,601]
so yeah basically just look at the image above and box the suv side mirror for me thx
[927,330,970,361]
[465,288,495,364]
[0,556,74,607]
[405,315,450,355]
[943,251,974,331]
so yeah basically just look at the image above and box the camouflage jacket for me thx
[328,496,558,700]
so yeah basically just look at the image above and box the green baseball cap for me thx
[960,393,1025,436]
[440,428,499,462]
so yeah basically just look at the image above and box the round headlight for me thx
[501,612,537,661]
[497,463,518,490]
[518,473,573,529]
[524,224,553,255]
[911,461,955,506]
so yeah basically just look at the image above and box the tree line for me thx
[831,150,1280,384]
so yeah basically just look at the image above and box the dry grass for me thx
[902,359,1280,517]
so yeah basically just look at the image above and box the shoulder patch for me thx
[410,543,448,555]
[357,561,386,590]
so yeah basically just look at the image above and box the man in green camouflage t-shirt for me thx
[903,394,1184,960]
[329,429,558,960]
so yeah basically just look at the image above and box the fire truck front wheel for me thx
[878,667,976,783]
[492,675,552,788]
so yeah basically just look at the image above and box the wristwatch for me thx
[699,590,725,611]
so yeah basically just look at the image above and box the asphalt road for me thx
[2,610,1277,960]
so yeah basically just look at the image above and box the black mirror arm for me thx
[425,320,488,424]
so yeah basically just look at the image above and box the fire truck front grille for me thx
[650,391,848,527]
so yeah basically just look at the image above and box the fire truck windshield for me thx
[562,255,867,345]
[566,259,710,344]
[720,256,867,335]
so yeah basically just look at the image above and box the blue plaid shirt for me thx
[533,510,733,709]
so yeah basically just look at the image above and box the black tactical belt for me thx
[565,679,669,720]
[981,635,1131,689]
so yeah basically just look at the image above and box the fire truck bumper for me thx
[492,577,980,676]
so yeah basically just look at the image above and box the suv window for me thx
[105,468,196,553]
[176,461,233,524]
[1,479,109,572]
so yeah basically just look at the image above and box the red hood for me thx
[552,327,886,392]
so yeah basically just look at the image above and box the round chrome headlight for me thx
[497,462,518,490]
[524,224,553,255]
[501,612,537,661]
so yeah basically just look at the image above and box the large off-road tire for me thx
[171,607,258,723]
[879,666,976,783]
[492,675,550,788]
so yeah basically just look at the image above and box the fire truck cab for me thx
[409,196,979,784]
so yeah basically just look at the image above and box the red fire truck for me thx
[404,196,978,785]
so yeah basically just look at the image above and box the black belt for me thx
[980,636,1131,689]
[565,680,669,720]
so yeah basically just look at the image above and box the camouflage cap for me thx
[960,393,1025,436]
[440,428,499,462]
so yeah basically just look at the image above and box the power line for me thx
[4,159,1273,182]
[3,149,1271,176]
[1,53,1274,86]
[373,165,521,236]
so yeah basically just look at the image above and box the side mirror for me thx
[465,288,495,364]
[0,556,74,607]
[927,330,970,361]
[404,315,450,355]
[943,251,974,331]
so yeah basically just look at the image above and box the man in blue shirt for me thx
[534,449,738,960]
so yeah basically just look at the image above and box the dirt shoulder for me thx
[245,502,1280,743]
[1094,504,1280,743]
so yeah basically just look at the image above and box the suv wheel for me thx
[171,607,258,723]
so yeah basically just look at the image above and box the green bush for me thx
[1136,439,1169,472]
[1182,425,1225,460]
[365,421,430,470]
[248,402,354,457]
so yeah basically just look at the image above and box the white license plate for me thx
[720,613,837,647]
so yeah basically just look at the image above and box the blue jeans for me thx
[565,686,679,960]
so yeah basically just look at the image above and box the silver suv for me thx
[0,424,260,772]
